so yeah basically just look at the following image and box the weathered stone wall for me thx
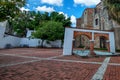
[87,8,94,27]
[114,28,120,49]
[76,0,120,50]
[76,18,81,28]
[76,8,94,29]
[74,36,81,47]
[94,37,100,48]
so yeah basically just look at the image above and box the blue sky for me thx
[21,0,101,27]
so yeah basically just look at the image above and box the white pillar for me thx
[92,32,94,41]
[63,28,73,55]
[109,32,115,53]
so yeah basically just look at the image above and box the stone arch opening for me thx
[94,33,109,40]
[94,36,108,51]
[74,35,90,48]
[73,31,92,50]
[100,36,107,48]
[94,33,110,52]
[74,31,92,40]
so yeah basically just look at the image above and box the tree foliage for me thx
[0,0,26,21]
[0,0,71,41]
[10,12,32,37]
[50,12,71,27]
[32,21,64,41]
[31,12,71,41]
[104,0,120,24]
[10,11,71,37]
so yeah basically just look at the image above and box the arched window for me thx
[95,18,98,25]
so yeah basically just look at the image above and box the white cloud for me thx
[36,6,55,12]
[74,0,100,6]
[41,0,63,6]
[20,7,30,12]
[70,15,76,27]
[26,4,30,7]
[59,12,68,19]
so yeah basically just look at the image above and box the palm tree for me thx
[103,0,120,24]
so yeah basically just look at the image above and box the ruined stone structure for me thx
[76,8,94,29]
[63,28,115,55]
[76,0,120,50]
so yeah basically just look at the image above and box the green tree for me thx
[41,12,50,21]
[104,0,120,24]
[0,0,26,21]
[50,12,71,27]
[32,21,64,47]
[10,13,27,37]
[10,11,71,37]
[10,11,36,37]
[10,11,42,37]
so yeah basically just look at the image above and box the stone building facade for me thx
[76,8,94,29]
[76,0,120,50]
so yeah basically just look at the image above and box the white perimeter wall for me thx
[0,36,62,49]
[0,35,21,48]
[0,21,21,48]
[20,38,41,47]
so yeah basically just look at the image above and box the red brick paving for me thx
[0,48,62,58]
[0,48,34,54]
[110,56,120,64]
[0,56,34,65]
[0,48,120,80]
[0,60,100,80]
[22,50,62,58]
[103,56,120,80]
[0,48,62,54]
[56,55,105,62]
[103,65,120,80]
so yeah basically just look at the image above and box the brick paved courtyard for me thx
[0,48,120,80]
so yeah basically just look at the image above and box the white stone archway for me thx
[63,27,115,55]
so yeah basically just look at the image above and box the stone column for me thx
[106,40,110,52]
[90,40,95,55]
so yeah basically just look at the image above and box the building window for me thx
[95,19,98,25]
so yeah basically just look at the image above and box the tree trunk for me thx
[41,39,44,48]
